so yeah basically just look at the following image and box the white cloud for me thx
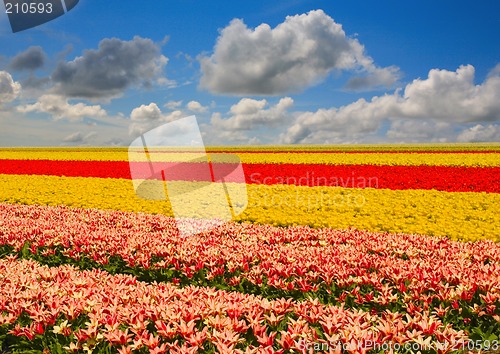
[186,100,208,113]
[279,95,391,144]
[199,9,400,95]
[200,97,293,144]
[211,97,293,130]
[129,102,185,137]
[130,102,163,122]
[0,111,131,147]
[487,63,500,79]
[457,124,500,142]
[156,77,177,88]
[346,65,401,91]
[17,94,107,121]
[164,100,183,110]
[0,71,21,105]
[201,129,252,144]
[230,98,267,115]
[386,120,452,143]
[393,65,500,122]
[63,131,97,144]
[280,65,500,143]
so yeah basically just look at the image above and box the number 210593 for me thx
[5,2,53,14]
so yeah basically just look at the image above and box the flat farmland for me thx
[0,145,499,353]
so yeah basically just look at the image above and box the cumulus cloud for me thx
[52,36,169,100]
[63,131,97,144]
[131,102,163,122]
[211,97,293,130]
[0,71,21,105]
[199,10,400,95]
[164,100,182,110]
[201,129,256,144]
[129,102,184,137]
[9,46,47,71]
[18,94,107,121]
[201,97,293,144]
[280,95,392,144]
[393,65,500,122]
[186,100,208,113]
[457,124,500,142]
[346,66,401,91]
[386,120,452,142]
[280,65,500,143]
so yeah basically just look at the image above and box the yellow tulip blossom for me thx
[0,174,498,242]
[0,148,499,167]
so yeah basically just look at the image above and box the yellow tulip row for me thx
[2,143,499,153]
[0,150,127,162]
[1,149,499,167]
[212,143,500,151]
[240,184,499,242]
[1,174,498,242]
[131,151,500,167]
[235,152,500,167]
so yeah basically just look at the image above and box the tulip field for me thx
[0,145,499,353]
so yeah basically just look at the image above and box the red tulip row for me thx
[245,164,500,192]
[139,150,500,154]
[1,203,500,312]
[0,257,471,353]
[0,159,499,193]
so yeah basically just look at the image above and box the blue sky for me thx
[0,0,499,146]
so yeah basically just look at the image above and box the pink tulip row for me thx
[0,256,471,353]
[1,203,500,311]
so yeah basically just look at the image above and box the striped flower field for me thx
[0,145,499,353]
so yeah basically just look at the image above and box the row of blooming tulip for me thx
[246,164,500,193]
[1,255,489,354]
[0,174,498,241]
[206,143,500,152]
[3,143,500,152]
[0,160,499,193]
[222,152,500,167]
[1,202,500,342]
[1,149,499,166]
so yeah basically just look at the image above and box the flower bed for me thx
[0,256,477,353]
[0,146,499,353]
[1,149,499,166]
[0,203,499,352]
[0,159,499,193]
[1,174,498,241]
